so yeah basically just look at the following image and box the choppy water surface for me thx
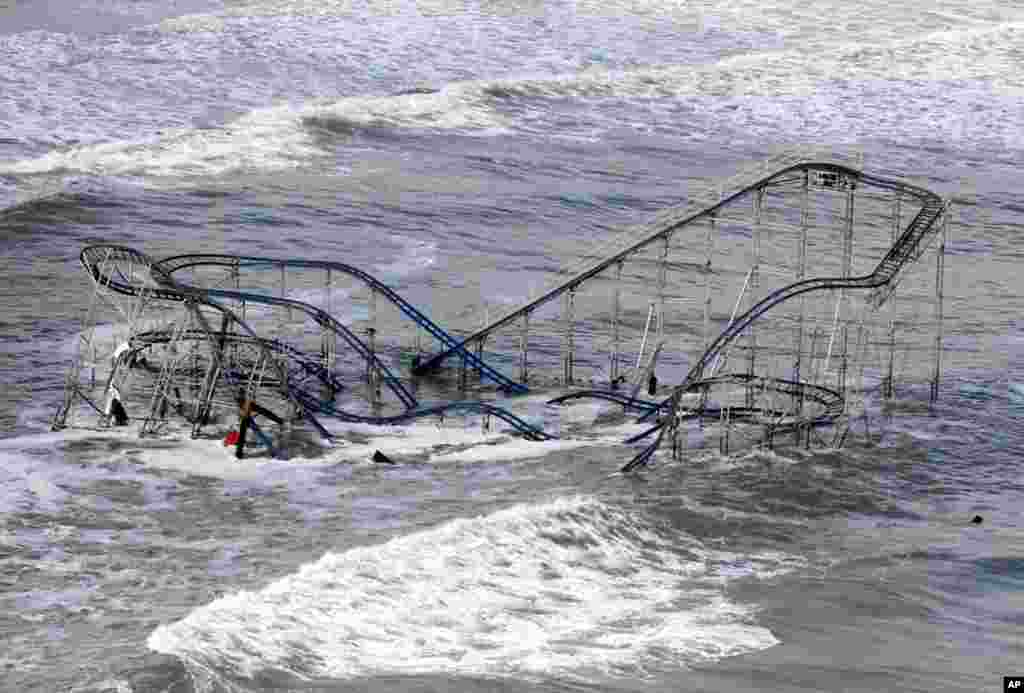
[2,1,1023,691]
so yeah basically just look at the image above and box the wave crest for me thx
[149,496,798,683]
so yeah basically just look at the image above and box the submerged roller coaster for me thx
[53,150,952,468]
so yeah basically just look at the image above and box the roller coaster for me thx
[54,245,550,447]
[53,150,952,468]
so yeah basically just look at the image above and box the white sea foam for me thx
[6,11,1022,186]
[323,419,562,464]
[149,496,794,681]
[375,239,438,282]
[303,86,510,135]
[0,104,321,181]
[0,430,158,515]
[4,0,1024,191]
[427,437,605,464]
[9,411,583,486]
[0,84,507,183]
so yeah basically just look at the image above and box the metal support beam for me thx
[748,188,763,408]
[720,402,730,455]
[192,311,231,437]
[563,288,576,386]
[610,262,622,386]
[323,268,334,371]
[519,312,530,384]
[657,233,670,346]
[280,262,291,325]
[839,326,849,402]
[703,214,716,356]
[839,179,855,395]
[931,205,948,403]
[367,288,379,404]
[885,194,900,399]
[793,169,810,440]
[475,336,486,381]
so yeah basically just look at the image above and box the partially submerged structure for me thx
[53,151,952,469]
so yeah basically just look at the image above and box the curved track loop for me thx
[78,246,550,442]
[552,374,843,442]
[128,328,350,396]
[547,390,662,415]
[621,165,946,472]
[80,245,335,439]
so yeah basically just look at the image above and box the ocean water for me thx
[2,1,1024,691]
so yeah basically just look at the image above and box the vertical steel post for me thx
[236,261,246,325]
[563,288,576,385]
[281,262,291,324]
[748,188,763,408]
[794,169,810,441]
[326,268,332,316]
[931,204,948,403]
[844,180,855,277]
[459,346,468,393]
[838,178,855,395]
[519,312,530,384]
[475,336,486,381]
[368,288,378,403]
[611,262,622,386]
[657,234,670,346]
[324,268,333,371]
[192,311,231,437]
[886,194,900,399]
[720,400,730,455]
[839,326,849,401]
[703,214,715,354]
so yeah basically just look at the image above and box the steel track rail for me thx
[412,160,921,375]
[156,254,528,394]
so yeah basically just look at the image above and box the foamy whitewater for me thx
[148,497,796,682]
[2,1,1023,691]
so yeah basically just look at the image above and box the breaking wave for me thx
[149,496,800,684]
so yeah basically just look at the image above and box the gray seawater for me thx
[2,1,1024,691]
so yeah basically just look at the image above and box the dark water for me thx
[2,1,1024,691]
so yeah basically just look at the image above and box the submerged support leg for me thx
[367,288,381,405]
[748,187,764,409]
[192,312,231,437]
[657,234,670,347]
[519,312,529,384]
[323,269,334,371]
[885,193,901,399]
[885,317,897,399]
[280,262,291,324]
[475,336,486,381]
[367,288,377,385]
[610,262,622,387]
[236,399,252,460]
[563,288,576,386]
[931,205,948,403]
[840,181,855,394]
[839,327,849,403]
[670,412,679,460]
[793,169,810,442]
[703,214,716,352]
[720,405,730,456]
